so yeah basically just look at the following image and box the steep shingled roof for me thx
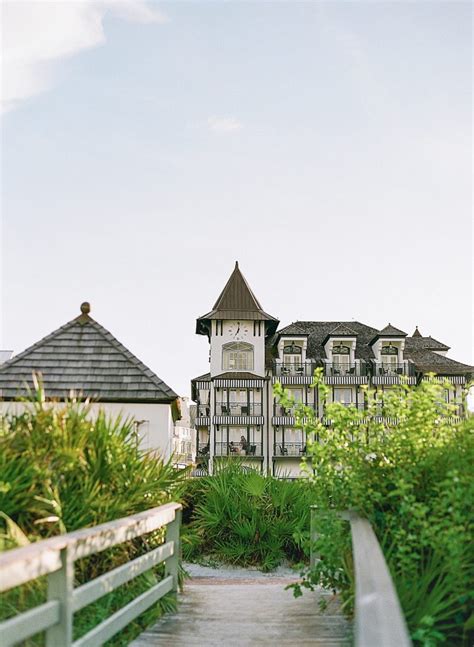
[404,349,473,376]
[196,262,279,335]
[268,321,471,377]
[405,336,450,352]
[274,321,380,361]
[0,303,178,402]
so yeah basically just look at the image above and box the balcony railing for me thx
[197,442,210,457]
[324,362,368,376]
[274,442,306,456]
[273,403,316,416]
[197,404,210,417]
[215,442,262,457]
[273,362,314,377]
[327,402,366,410]
[215,403,263,416]
[373,363,415,377]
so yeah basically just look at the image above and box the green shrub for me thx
[0,384,186,645]
[275,372,474,645]
[182,461,315,571]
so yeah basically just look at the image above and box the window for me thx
[381,345,398,373]
[332,344,351,374]
[334,388,352,404]
[222,342,254,370]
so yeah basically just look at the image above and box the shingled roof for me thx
[371,323,408,341]
[404,349,474,376]
[405,335,450,352]
[268,321,472,377]
[0,303,178,403]
[196,262,279,336]
[275,321,380,361]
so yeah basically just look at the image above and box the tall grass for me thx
[182,462,316,571]
[0,384,186,645]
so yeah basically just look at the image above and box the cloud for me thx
[207,116,243,133]
[1,0,166,113]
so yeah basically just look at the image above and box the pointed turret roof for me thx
[196,262,279,335]
[412,326,422,337]
[0,303,178,402]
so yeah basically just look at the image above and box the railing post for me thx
[165,509,181,593]
[310,505,319,569]
[46,544,74,647]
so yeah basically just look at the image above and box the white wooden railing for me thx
[310,506,412,647]
[0,502,182,647]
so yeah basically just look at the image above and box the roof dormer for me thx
[370,324,407,363]
[323,324,358,362]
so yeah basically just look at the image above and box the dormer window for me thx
[223,342,254,371]
[332,344,351,373]
[381,344,399,372]
[283,341,303,370]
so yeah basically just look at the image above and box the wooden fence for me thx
[0,502,182,647]
[310,506,412,647]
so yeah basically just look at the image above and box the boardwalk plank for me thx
[132,578,350,646]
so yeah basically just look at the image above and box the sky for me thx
[1,1,472,398]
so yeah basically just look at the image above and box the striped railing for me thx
[310,506,412,647]
[0,502,182,647]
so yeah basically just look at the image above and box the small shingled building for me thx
[0,303,180,459]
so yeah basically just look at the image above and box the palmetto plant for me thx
[182,461,316,571]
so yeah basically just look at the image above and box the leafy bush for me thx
[0,383,185,645]
[182,461,316,571]
[275,372,474,645]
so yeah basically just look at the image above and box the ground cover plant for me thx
[182,462,316,571]
[0,380,186,646]
[274,371,474,646]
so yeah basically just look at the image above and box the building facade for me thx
[192,263,473,478]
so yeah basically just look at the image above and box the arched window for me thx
[222,342,254,371]
[381,345,398,356]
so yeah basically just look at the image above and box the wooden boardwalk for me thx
[132,567,350,646]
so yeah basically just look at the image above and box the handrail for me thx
[310,507,412,647]
[0,502,182,647]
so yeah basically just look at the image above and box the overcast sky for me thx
[1,1,472,398]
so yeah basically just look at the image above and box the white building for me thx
[192,262,474,478]
[172,396,196,468]
[0,303,180,460]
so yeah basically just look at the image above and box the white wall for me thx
[210,319,265,376]
[0,400,175,460]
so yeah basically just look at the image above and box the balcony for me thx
[273,442,306,457]
[324,362,367,377]
[273,403,316,416]
[215,442,262,457]
[273,362,314,377]
[197,404,210,417]
[327,401,366,410]
[373,363,415,377]
[215,403,263,416]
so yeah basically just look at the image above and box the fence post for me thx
[46,544,73,647]
[310,505,319,569]
[165,509,182,593]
